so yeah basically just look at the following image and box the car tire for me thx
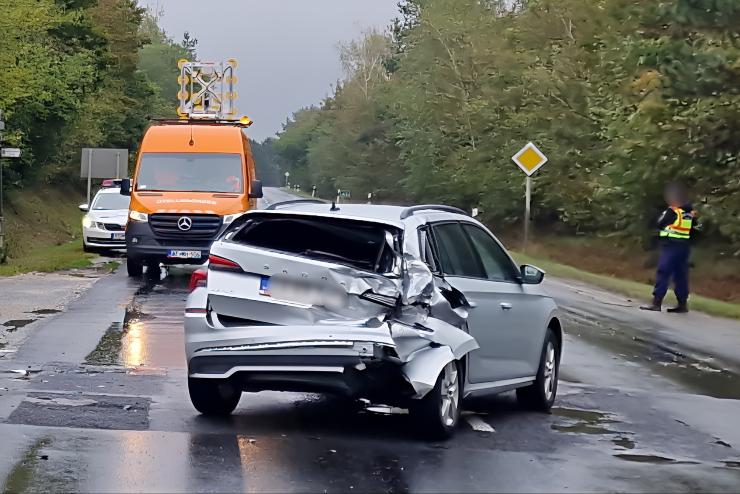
[82,242,94,254]
[126,256,144,277]
[188,377,241,416]
[410,360,461,440]
[517,328,560,412]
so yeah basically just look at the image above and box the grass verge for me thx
[0,241,94,276]
[514,251,740,320]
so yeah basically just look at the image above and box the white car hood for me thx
[88,209,128,224]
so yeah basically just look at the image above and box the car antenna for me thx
[330,201,339,212]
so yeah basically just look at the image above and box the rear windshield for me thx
[229,215,400,274]
[136,153,244,193]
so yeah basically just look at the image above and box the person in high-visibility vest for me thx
[641,183,696,313]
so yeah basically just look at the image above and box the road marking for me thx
[464,414,495,433]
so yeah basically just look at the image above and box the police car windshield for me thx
[136,153,244,193]
[92,193,130,211]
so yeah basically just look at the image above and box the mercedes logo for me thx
[177,216,193,231]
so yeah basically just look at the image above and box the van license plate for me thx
[167,250,201,259]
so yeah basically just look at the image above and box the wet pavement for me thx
[0,189,739,492]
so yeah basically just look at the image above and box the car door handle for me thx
[500,302,513,310]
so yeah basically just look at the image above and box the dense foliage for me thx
[269,0,739,248]
[0,0,190,188]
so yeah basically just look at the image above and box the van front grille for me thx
[149,214,222,240]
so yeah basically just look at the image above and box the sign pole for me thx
[115,151,121,179]
[512,142,548,254]
[524,176,532,253]
[87,149,93,206]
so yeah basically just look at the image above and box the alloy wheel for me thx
[439,361,459,426]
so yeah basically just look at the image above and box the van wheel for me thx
[410,360,461,440]
[188,378,240,416]
[127,256,143,277]
[517,328,560,411]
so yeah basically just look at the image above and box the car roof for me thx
[263,203,470,228]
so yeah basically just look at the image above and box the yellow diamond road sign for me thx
[512,142,548,176]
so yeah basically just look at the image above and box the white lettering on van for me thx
[155,199,218,206]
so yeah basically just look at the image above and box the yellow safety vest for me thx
[660,207,693,240]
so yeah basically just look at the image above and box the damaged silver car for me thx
[184,201,563,438]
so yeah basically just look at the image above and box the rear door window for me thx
[431,223,486,278]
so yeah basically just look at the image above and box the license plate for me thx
[111,233,125,241]
[258,276,347,309]
[167,250,202,259]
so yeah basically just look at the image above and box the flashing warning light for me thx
[239,116,253,127]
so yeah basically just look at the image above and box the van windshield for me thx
[136,153,244,193]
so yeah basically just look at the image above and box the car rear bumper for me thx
[184,313,414,400]
[126,220,225,264]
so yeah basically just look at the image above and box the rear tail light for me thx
[188,268,208,292]
[208,255,243,272]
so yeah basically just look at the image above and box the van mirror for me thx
[249,179,264,199]
[120,178,131,196]
[78,204,89,212]
[520,264,545,285]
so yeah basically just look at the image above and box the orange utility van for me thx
[120,120,263,277]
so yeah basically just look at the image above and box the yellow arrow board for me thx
[512,142,548,176]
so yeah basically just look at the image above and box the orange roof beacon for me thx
[120,59,263,277]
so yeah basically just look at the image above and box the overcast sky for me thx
[143,0,400,141]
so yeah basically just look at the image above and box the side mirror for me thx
[249,179,264,199]
[78,204,89,212]
[120,178,131,196]
[520,264,545,285]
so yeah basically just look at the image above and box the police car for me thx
[79,180,131,252]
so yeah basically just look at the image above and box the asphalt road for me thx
[1,188,739,493]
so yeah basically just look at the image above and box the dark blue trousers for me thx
[653,241,691,303]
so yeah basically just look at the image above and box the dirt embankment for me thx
[0,184,92,275]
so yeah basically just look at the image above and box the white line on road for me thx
[464,414,495,433]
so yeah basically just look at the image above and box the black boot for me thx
[667,302,689,313]
[640,297,662,312]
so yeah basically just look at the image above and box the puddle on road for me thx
[551,407,619,435]
[2,319,37,332]
[564,310,740,400]
[614,453,700,465]
[28,309,62,315]
[551,407,642,453]
[612,436,636,449]
[85,304,155,366]
[86,267,188,368]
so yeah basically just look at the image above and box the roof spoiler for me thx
[265,199,327,211]
[400,205,469,220]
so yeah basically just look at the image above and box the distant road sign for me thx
[512,142,548,176]
[1,148,21,158]
[80,148,128,179]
